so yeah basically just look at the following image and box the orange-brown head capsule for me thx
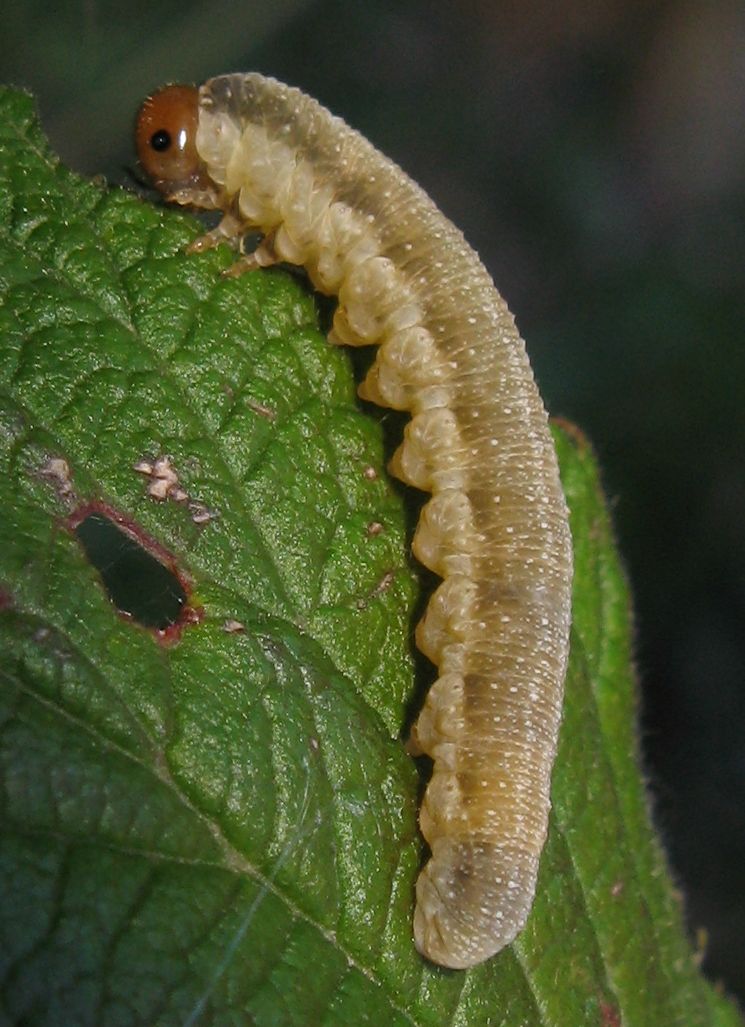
[135,84,215,203]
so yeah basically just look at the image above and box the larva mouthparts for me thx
[136,72,573,970]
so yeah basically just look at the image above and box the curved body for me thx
[146,73,573,969]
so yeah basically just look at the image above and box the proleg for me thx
[135,73,573,969]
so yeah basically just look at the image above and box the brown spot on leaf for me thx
[356,568,395,610]
[247,398,277,421]
[135,454,219,525]
[223,619,246,634]
[600,1002,621,1027]
[190,503,219,525]
[134,454,183,501]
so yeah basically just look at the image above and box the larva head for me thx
[135,84,218,207]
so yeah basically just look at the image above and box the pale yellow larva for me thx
[136,73,573,970]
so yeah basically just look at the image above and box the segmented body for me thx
[190,73,572,969]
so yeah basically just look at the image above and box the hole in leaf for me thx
[73,511,187,631]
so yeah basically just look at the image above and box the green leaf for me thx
[0,87,740,1027]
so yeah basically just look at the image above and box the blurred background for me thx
[2,0,743,1003]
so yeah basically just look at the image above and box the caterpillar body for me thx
[136,73,573,970]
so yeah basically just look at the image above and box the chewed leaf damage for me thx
[68,501,203,642]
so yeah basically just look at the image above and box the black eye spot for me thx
[150,129,171,152]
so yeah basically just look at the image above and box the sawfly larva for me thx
[135,73,573,970]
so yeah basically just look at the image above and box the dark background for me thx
[3,0,743,1004]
